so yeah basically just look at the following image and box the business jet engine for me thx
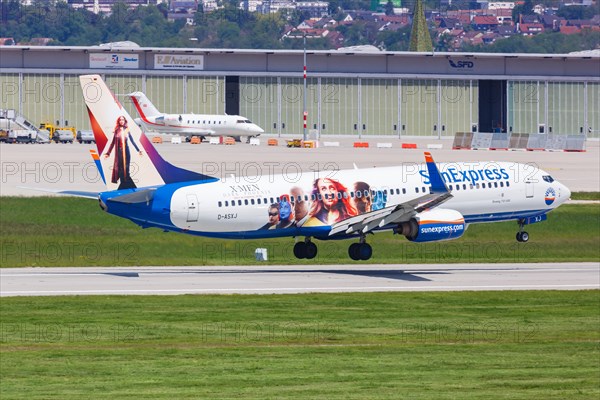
[395,209,466,243]
[163,115,183,126]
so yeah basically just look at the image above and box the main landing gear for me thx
[293,237,373,261]
[516,219,529,242]
[348,236,372,261]
[293,238,318,259]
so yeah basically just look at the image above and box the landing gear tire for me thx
[305,242,318,259]
[293,242,307,259]
[516,231,529,242]
[294,240,318,259]
[348,242,372,261]
[358,243,373,260]
[349,243,361,261]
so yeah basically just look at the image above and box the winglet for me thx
[424,152,448,193]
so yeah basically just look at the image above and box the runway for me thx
[1,263,598,296]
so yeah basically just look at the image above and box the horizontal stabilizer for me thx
[18,187,98,199]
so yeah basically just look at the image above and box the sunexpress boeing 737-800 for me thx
[72,75,570,261]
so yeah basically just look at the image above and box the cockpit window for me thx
[245,120,252,124]
[542,175,554,183]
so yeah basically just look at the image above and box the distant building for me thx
[68,0,162,14]
[296,1,329,18]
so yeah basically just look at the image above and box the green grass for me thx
[1,291,598,399]
[1,197,599,267]
[571,191,600,201]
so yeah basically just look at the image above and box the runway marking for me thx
[1,267,598,277]
[2,284,598,296]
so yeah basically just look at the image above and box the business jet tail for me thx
[129,91,162,118]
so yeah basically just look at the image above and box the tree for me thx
[409,0,433,52]
[385,0,395,16]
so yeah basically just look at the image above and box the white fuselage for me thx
[161,162,569,238]
[136,113,264,138]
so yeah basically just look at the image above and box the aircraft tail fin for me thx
[79,74,217,192]
[128,91,162,119]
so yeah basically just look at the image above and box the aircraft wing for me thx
[328,152,452,236]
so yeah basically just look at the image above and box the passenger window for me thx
[449,185,453,190]
[244,199,249,205]
[356,191,362,198]
[238,200,242,206]
[494,182,498,188]
[225,201,229,207]
[251,199,255,205]
[506,182,510,187]
[415,187,419,193]
[218,201,222,207]
[402,188,406,194]
[463,184,466,190]
[500,182,504,187]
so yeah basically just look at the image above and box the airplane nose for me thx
[562,184,571,200]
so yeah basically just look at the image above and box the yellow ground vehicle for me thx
[39,122,77,143]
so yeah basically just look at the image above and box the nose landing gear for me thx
[516,219,529,242]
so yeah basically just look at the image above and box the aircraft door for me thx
[187,194,199,222]
[525,180,534,198]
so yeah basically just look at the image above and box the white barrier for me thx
[249,138,260,146]
[171,136,182,144]
[376,142,392,148]
[209,137,220,145]
[255,248,268,261]
[323,141,340,147]
[427,143,443,149]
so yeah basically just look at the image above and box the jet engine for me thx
[395,209,466,243]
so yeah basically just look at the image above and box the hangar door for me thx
[479,80,507,133]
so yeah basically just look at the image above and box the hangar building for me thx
[1,45,599,138]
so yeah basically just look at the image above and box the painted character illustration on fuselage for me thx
[304,178,358,226]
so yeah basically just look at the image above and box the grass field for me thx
[0,197,598,266]
[571,192,600,200]
[1,291,598,399]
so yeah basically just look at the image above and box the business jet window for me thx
[542,175,554,183]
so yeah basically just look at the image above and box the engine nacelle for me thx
[163,115,183,126]
[396,209,466,243]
